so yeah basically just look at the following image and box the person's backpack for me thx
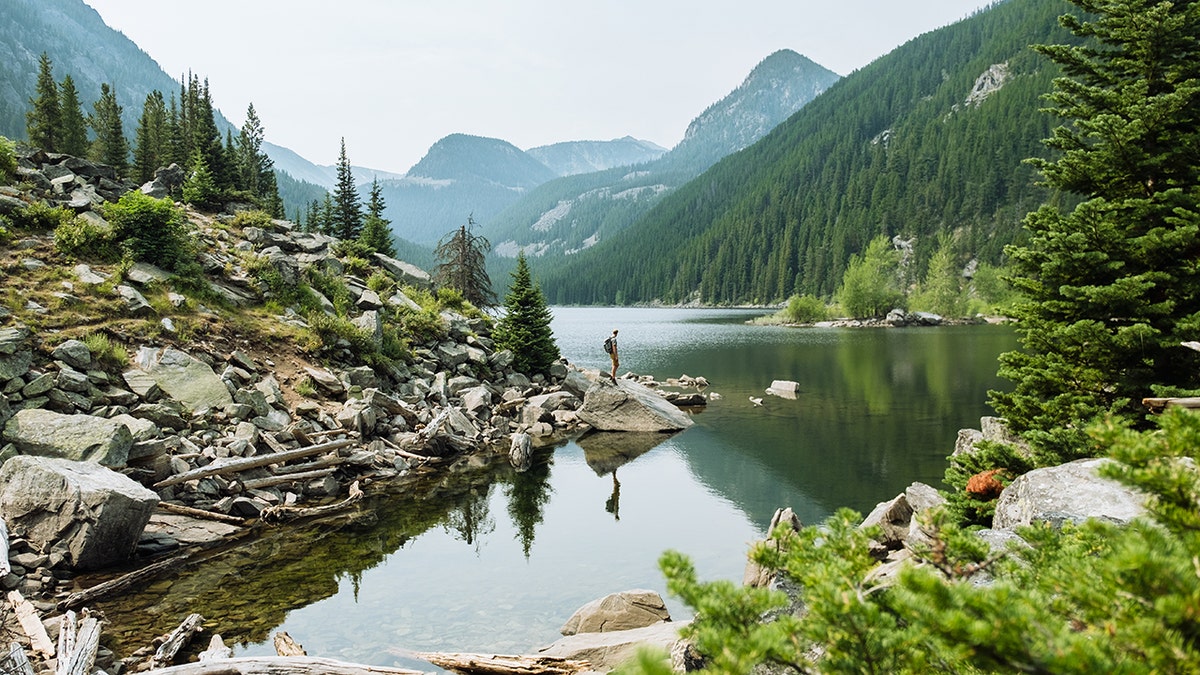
[603,336,613,354]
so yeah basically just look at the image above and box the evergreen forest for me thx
[536,0,1077,306]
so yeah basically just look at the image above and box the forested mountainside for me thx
[488,50,841,268]
[2,0,333,220]
[527,137,667,176]
[536,0,1074,306]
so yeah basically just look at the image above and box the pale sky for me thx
[83,1,997,174]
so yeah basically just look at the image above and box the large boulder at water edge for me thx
[992,458,1146,531]
[130,346,234,413]
[3,408,132,467]
[0,456,158,569]
[577,379,693,432]
[560,589,671,636]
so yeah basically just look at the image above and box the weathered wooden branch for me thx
[152,613,205,669]
[1143,396,1200,413]
[197,634,233,662]
[142,655,426,674]
[0,519,9,577]
[272,631,306,657]
[379,437,439,462]
[240,467,338,491]
[269,453,344,476]
[154,438,356,488]
[7,591,54,659]
[400,651,592,675]
[1,642,34,675]
[55,610,100,675]
[259,432,293,454]
[261,481,364,524]
[58,553,190,611]
[156,501,247,525]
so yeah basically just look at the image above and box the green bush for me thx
[836,235,905,318]
[54,213,118,260]
[782,293,828,323]
[230,209,275,229]
[103,192,193,272]
[0,136,16,184]
[81,332,128,369]
[12,200,73,232]
[305,268,352,316]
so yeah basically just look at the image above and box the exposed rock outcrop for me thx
[559,589,671,636]
[577,379,694,432]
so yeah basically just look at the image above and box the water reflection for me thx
[92,309,1013,667]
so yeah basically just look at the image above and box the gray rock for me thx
[0,455,158,570]
[860,492,913,547]
[114,284,153,315]
[72,264,108,285]
[576,379,694,432]
[352,310,382,345]
[52,339,92,369]
[560,589,671,636]
[992,458,1146,530]
[2,408,132,467]
[372,253,432,288]
[539,621,689,672]
[126,261,171,286]
[132,346,234,413]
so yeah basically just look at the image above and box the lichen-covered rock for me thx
[3,408,132,467]
[0,456,158,569]
[992,458,1145,530]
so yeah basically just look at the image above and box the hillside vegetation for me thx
[538,0,1076,305]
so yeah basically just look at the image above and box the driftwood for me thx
[1143,396,1200,413]
[197,634,233,662]
[272,631,306,657]
[152,613,205,668]
[157,501,247,525]
[154,438,356,488]
[240,467,338,491]
[7,590,54,659]
[258,432,293,454]
[55,609,101,675]
[0,519,9,576]
[0,642,34,675]
[379,437,439,462]
[261,481,364,524]
[401,651,592,675]
[142,655,426,674]
[58,553,190,611]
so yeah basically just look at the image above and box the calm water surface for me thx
[100,307,1016,667]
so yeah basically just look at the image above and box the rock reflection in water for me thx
[578,431,677,523]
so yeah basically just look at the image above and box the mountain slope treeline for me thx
[537,0,1077,306]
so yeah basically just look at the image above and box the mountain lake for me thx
[94,306,1018,669]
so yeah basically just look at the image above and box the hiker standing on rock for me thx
[604,329,619,382]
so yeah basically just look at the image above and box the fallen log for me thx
[152,613,205,668]
[399,651,592,675]
[58,553,190,611]
[0,642,33,675]
[142,655,426,674]
[0,519,8,577]
[155,438,356,488]
[261,481,364,524]
[157,502,247,525]
[1143,396,1200,413]
[56,610,101,675]
[240,467,338,491]
[6,591,54,659]
[379,437,440,462]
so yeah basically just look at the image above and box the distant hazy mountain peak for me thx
[526,136,668,177]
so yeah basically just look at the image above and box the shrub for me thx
[12,200,73,231]
[54,213,118,260]
[103,192,193,272]
[0,136,16,183]
[782,294,828,323]
[306,268,352,316]
[229,209,274,229]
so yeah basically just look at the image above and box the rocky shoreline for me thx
[0,148,707,674]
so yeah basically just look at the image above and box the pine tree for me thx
[320,193,336,236]
[991,0,1200,463]
[331,138,363,240]
[494,251,559,374]
[303,199,321,233]
[434,215,496,309]
[89,83,129,177]
[26,52,60,151]
[133,91,168,184]
[236,103,266,197]
[57,75,89,157]
[182,148,219,210]
[358,178,395,257]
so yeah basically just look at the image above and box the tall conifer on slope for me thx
[26,52,60,152]
[495,251,559,375]
[134,90,168,184]
[89,83,129,178]
[991,0,1200,463]
[58,75,89,157]
[359,178,396,257]
[332,138,363,241]
[434,215,495,309]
